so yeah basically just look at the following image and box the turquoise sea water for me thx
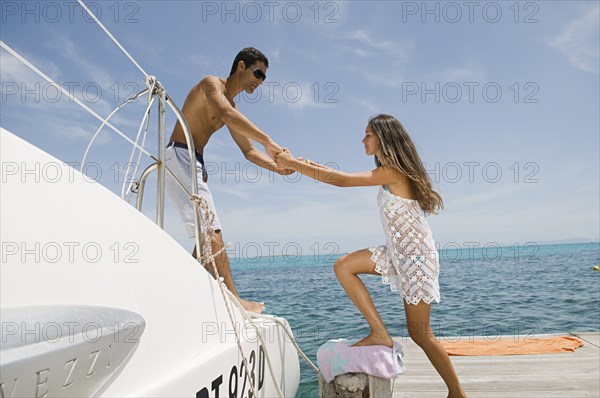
[231,242,600,397]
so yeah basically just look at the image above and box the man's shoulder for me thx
[199,75,226,86]
[193,75,226,94]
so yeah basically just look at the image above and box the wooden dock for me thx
[391,332,599,398]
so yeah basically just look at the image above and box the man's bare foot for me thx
[353,333,394,348]
[240,298,265,314]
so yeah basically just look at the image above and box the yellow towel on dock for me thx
[441,336,584,356]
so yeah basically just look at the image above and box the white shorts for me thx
[165,144,222,237]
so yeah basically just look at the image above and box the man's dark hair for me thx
[229,47,269,76]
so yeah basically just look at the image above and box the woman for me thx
[276,114,467,398]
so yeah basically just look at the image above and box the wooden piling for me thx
[320,373,392,398]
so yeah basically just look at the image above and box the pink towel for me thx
[317,339,405,383]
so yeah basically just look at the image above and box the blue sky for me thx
[1,1,598,259]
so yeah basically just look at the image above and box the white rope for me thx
[192,196,261,398]
[0,41,153,159]
[249,312,320,374]
[123,79,158,198]
[80,88,150,173]
[76,0,149,78]
[121,95,155,198]
[192,196,285,398]
[206,265,260,397]
[222,290,287,398]
[192,196,323,395]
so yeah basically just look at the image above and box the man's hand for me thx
[265,140,284,161]
[275,148,296,169]
[272,165,296,176]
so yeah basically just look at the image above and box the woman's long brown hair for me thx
[369,114,443,214]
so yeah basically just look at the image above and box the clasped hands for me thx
[265,141,309,175]
[274,148,296,169]
[268,148,296,175]
[275,148,321,172]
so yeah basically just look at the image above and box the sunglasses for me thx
[251,66,266,81]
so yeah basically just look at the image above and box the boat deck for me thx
[391,332,600,398]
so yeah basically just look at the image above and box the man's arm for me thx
[200,76,282,158]
[230,130,294,175]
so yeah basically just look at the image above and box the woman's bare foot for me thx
[240,298,265,314]
[353,333,394,348]
[447,389,468,398]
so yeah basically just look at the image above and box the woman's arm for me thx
[276,149,397,187]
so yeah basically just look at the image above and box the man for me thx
[165,48,290,313]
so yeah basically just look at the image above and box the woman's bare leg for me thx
[334,249,393,347]
[404,300,467,398]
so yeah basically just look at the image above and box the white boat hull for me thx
[0,128,300,397]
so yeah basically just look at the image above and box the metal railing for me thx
[133,79,203,259]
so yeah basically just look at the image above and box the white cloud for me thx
[48,33,114,86]
[0,47,64,108]
[349,98,379,113]
[346,30,414,61]
[219,185,254,201]
[434,64,486,83]
[268,47,282,64]
[218,185,383,253]
[161,52,220,80]
[278,82,338,110]
[325,29,415,88]
[124,35,167,68]
[1,48,93,131]
[240,80,339,110]
[433,191,600,246]
[45,33,153,118]
[360,69,408,89]
[1,45,149,146]
[1,50,51,85]
[550,5,600,75]
[351,48,368,58]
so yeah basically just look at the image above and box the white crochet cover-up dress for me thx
[369,186,441,305]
